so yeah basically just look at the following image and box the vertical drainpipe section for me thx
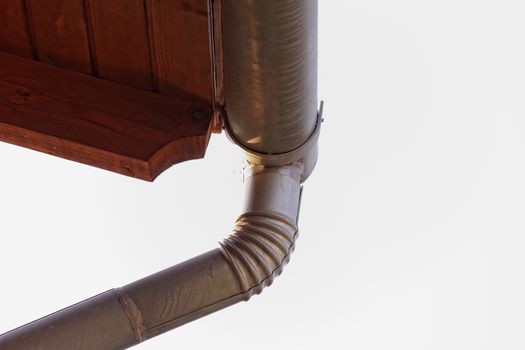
[0,1,319,349]
[221,0,318,155]
[221,0,320,180]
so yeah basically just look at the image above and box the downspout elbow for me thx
[220,164,303,300]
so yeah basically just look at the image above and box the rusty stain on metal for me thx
[115,288,147,342]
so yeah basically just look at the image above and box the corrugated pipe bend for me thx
[0,164,304,349]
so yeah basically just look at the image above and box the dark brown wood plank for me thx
[85,0,154,90]
[147,0,213,102]
[0,52,213,181]
[0,0,33,58]
[26,0,92,73]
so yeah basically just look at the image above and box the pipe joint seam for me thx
[224,102,323,170]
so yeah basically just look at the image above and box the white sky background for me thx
[1,1,525,349]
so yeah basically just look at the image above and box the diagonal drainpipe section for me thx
[0,0,320,349]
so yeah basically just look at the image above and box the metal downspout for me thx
[0,1,320,349]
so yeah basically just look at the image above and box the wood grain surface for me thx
[0,0,214,101]
[85,0,154,90]
[26,0,92,74]
[147,0,212,101]
[0,0,34,58]
[0,53,213,181]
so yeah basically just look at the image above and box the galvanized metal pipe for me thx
[221,0,319,162]
[0,165,302,349]
[0,0,319,348]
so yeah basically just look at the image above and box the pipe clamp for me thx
[224,101,324,167]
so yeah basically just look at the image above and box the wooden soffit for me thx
[0,0,222,181]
